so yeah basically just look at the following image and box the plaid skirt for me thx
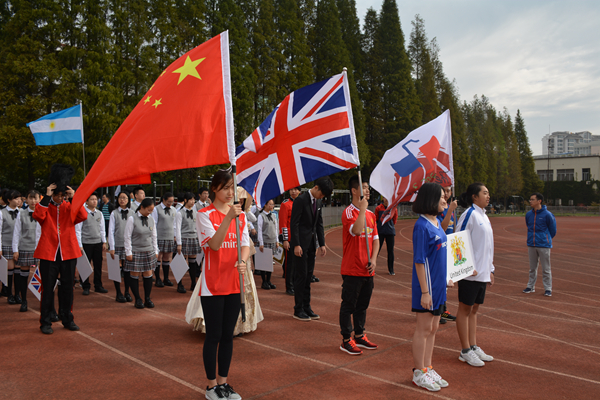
[16,250,38,267]
[124,251,157,272]
[181,237,201,256]
[262,242,277,250]
[2,246,14,260]
[158,239,175,253]
[114,246,127,261]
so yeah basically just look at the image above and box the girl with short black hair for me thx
[109,191,134,303]
[124,198,158,309]
[1,189,22,304]
[410,182,450,391]
[176,192,201,290]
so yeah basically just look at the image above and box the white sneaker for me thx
[458,349,485,367]
[472,345,494,362]
[205,385,227,400]
[427,367,449,388]
[412,368,441,391]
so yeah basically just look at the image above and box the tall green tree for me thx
[377,0,420,142]
[514,109,544,197]
[310,0,368,167]
[499,108,523,204]
[274,0,313,96]
[408,14,439,124]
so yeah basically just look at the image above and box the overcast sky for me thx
[355,0,600,155]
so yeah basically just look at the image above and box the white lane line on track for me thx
[259,307,600,387]
[28,308,205,394]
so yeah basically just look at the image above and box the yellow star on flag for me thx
[152,98,162,108]
[144,95,152,104]
[172,56,206,85]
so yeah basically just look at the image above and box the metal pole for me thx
[231,165,246,322]
[356,167,372,273]
[153,181,157,205]
[198,176,201,194]
[170,180,174,194]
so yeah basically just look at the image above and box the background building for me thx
[534,154,600,182]
[541,131,596,156]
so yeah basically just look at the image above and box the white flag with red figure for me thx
[370,110,453,223]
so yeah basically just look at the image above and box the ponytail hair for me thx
[136,197,155,213]
[183,192,195,206]
[458,183,485,208]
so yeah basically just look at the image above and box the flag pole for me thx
[342,66,373,274]
[231,165,246,322]
[80,100,86,177]
[357,166,372,274]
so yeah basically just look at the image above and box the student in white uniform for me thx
[124,198,159,309]
[176,192,201,291]
[1,189,22,305]
[257,199,279,290]
[108,191,135,303]
[152,192,182,292]
[131,186,145,211]
[12,190,42,312]
[455,183,495,367]
[76,192,108,295]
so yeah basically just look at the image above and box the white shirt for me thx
[108,207,130,250]
[257,211,279,246]
[124,212,159,256]
[457,204,495,282]
[75,205,107,247]
[12,209,41,253]
[0,206,19,249]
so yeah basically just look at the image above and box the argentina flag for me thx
[27,104,84,146]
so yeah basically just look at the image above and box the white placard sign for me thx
[446,231,476,284]
[171,253,190,283]
[273,246,284,265]
[0,256,8,286]
[107,253,122,282]
[76,249,93,283]
[254,248,273,272]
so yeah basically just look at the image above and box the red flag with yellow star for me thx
[71,31,235,219]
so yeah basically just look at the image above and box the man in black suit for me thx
[290,176,334,321]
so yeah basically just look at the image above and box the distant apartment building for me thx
[541,131,597,156]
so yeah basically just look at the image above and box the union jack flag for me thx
[236,72,359,207]
[28,266,58,301]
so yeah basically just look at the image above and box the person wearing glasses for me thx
[523,193,556,297]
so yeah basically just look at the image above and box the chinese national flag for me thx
[71,31,235,219]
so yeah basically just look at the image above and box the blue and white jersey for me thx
[437,205,455,235]
[457,204,494,283]
[412,215,447,311]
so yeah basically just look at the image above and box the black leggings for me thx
[201,293,240,380]
[378,234,395,272]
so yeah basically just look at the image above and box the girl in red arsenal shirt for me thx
[196,170,249,400]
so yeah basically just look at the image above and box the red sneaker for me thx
[354,334,378,350]
[340,339,363,355]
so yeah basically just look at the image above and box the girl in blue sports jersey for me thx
[410,182,451,392]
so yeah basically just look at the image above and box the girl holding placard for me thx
[257,199,278,290]
[456,182,495,367]
[108,190,134,303]
[410,182,450,392]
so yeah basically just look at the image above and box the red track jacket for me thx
[33,196,88,261]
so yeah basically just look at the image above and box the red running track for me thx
[1,216,599,399]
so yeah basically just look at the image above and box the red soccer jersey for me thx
[341,204,379,277]
[278,198,293,241]
[196,204,250,296]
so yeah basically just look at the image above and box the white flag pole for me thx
[80,101,86,177]
[342,67,372,273]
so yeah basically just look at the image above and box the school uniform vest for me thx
[1,207,19,247]
[155,205,176,241]
[112,208,134,248]
[261,212,277,243]
[18,211,38,251]
[81,210,103,244]
[131,214,155,252]
[179,208,197,239]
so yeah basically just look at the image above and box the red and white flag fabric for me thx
[370,110,453,223]
[235,71,359,207]
[71,31,234,219]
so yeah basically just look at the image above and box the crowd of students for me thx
[2,168,502,399]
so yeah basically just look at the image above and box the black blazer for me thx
[290,191,325,250]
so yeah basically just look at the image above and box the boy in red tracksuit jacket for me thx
[33,165,88,335]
